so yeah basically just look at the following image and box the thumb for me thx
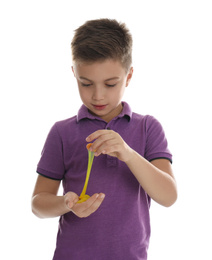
[68,192,79,208]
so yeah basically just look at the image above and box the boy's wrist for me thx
[123,147,137,164]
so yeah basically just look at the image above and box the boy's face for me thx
[72,59,133,123]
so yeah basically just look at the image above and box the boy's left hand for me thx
[86,129,133,162]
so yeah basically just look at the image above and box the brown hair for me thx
[71,18,133,71]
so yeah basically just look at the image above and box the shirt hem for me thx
[149,157,172,164]
[36,170,63,181]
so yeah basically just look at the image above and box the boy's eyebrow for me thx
[79,76,120,82]
[105,77,120,81]
[79,76,92,81]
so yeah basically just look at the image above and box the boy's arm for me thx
[31,175,105,218]
[86,130,177,207]
[125,153,177,207]
[31,175,66,218]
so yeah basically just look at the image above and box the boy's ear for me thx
[71,66,76,77]
[126,67,133,87]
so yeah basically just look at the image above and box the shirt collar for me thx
[77,101,132,122]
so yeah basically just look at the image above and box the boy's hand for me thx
[64,192,105,218]
[86,129,133,162]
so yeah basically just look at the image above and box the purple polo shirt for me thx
[37,102,172,260]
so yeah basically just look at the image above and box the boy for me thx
[32,19,177,260]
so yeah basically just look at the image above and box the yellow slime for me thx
[78,143,95,203]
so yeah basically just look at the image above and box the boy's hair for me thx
[71,18,133,71]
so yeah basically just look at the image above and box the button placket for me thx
[104,125,118,167]
[106,155,118,167]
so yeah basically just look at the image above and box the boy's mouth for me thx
[92,104,107,110]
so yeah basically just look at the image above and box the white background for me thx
[1,0,212,259]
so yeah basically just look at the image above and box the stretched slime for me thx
[78,143,95,203]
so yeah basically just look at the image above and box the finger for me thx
[86,130,111,143]
[94,139,119,156]
[81,193,105,217]
[87,130,117,153]
[71,193,99,214]
[91,134,115,154]
[65,192,79,209]
[72,193,105,218]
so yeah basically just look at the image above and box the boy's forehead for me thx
[73,59,126,80]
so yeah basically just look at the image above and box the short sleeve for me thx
[144,116,172,163]
[36,123,65,180]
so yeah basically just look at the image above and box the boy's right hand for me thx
[64,192,105,218]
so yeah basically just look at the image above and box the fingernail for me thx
[99,194,105,199]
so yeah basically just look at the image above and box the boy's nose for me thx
[92,86,104,101]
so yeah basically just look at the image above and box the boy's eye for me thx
[81,83,92,87]
[106,84,116,87]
